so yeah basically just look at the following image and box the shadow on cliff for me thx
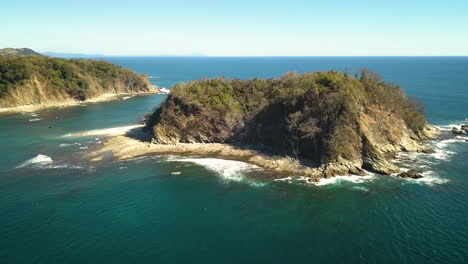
[124,126,152,142]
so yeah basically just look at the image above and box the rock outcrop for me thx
[452,127,465,135]
[145,70,439,180]
[397,169,423,179]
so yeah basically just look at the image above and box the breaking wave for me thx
[168,158,262,184]
[16,154,81,170]
[274,173,375,186]
[16,154,53,168]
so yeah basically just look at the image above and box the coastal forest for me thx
[0,54,155,107]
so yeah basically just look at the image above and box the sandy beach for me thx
[82,125,322,179]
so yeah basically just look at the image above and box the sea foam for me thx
[169,158,260,183]
[16,154,53,168]
[16,154,81,170]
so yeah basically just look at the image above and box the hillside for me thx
[0,48,42,57]
[145,70,439,179]
[0,54,159,108]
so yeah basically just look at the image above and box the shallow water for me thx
[0,57,467,263]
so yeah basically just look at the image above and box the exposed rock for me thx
[452,127,464,135]
[461,125,468,133]
[420,148,436,154]
[397,169,423,179]
[418,125,441,139]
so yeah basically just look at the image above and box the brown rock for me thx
[452,127,464,135]
[397,169,423,179]
[461,125,468,133]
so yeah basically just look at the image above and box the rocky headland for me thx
[87,70,442,181]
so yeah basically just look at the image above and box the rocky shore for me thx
[84,124,440,181]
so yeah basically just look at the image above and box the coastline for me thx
[0,91,163,115]
[84,127,322,179]
[81,125,446,181]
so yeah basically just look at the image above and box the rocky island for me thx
[88,70,440,181]
[0,48,160,113]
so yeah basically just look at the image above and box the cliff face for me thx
[0,55,159,108]
[145,71,438,179]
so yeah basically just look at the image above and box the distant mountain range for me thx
[0,48,42,57]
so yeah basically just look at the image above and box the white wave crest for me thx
[169,158,260,182]
[28,118,42,122]
[16,154,81,170]
[16,154,53,168]
[59,143,81,147]
[434,122,467,131]
[403,171,450,186]
[436,137,467,149]
[122,95,135,100]
[159,88,170,94]
[312,174,374,186]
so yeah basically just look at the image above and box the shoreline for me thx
[0,91,164,115]
[80,125,452,181]
[83,127,323,179]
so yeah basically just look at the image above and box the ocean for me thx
[0,57,467,263]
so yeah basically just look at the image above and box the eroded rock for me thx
[397,169,423,179]
[452,127,464,135]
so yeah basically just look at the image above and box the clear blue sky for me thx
[1,0,467,56]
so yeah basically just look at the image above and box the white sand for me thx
[65,125,144,137]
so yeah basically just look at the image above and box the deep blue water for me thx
[0,57,467,263]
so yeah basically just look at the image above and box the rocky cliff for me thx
[145,70,439,179]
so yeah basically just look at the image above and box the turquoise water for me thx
[0,57,467,263]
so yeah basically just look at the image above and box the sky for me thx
[1,0,468,56]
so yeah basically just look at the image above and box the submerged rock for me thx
[397,169,423,179]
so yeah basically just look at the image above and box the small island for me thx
[88,70,440,181]
[0,48,160,113]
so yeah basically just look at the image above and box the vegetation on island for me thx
[0,48,42,57]
[0,50,157,107]
[146,70,432,177]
